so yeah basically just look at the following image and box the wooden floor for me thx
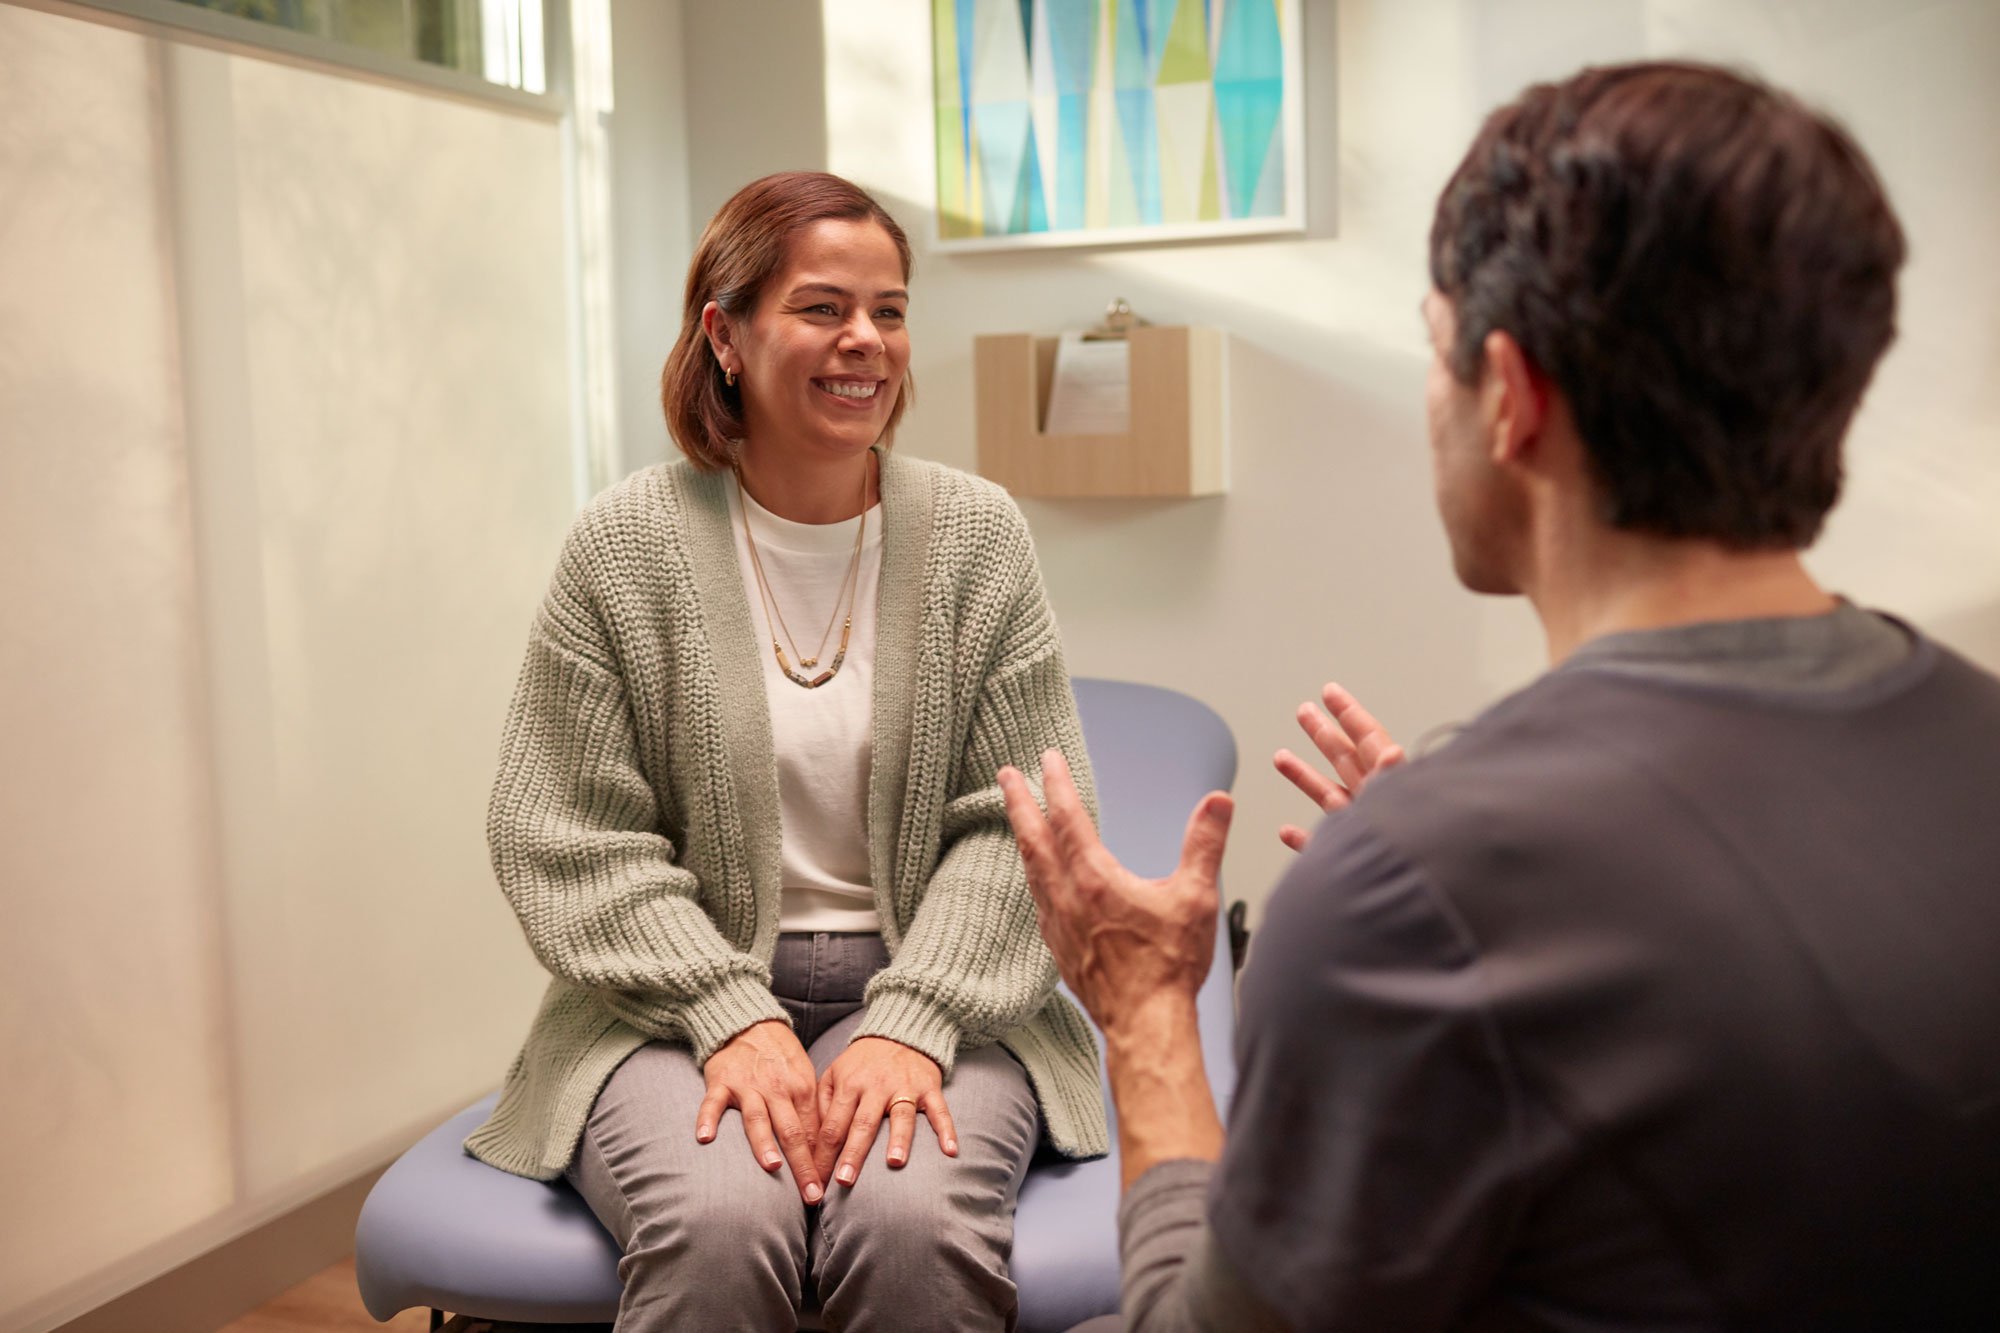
[214,1259,430,1333]
[213,1258,613,1332]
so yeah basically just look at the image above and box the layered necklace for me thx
[734,460,870,690]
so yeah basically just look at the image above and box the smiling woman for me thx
[703,215,912,519]
[465,172,1106,1331]
[661,173,916,481]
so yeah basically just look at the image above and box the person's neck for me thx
[734,442,877,524]
[1524,518,1835,664]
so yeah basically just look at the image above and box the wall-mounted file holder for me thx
[974,325,1228,498]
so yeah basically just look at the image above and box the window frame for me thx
[63,0,569,116]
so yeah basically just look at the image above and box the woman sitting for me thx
[465,171,1107,1331]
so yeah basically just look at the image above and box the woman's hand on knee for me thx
[698,1019,825,1202]
[814,1037,956,1189]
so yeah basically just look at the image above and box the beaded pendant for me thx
[773,622,850,689]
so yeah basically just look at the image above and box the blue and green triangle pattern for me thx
[935,0,1295,239]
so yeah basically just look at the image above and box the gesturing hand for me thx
[999,748,1234,1035]
[699,1019,824,1202]
[814,1037,956,1190]
[1273,681,1406,851]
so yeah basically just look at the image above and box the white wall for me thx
[682,0,828,228]
[608,0,695,474]
[215,40,574,1196]
[0,4,576,1325]
[822,0,2000,922]
[0,9,238,1309]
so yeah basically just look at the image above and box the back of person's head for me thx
[1429,61,1905,549]
[662,171,915,469]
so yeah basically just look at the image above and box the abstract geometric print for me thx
[934,0,1301,246]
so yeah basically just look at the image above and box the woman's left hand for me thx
[814,1036,957,1188]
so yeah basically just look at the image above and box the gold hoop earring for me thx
[725,367,737,388]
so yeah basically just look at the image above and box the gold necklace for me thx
[735,462,869,690]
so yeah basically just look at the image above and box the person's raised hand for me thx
[813,1037,955,1191]
[999,748,1234,1035]
[1273,681,1405,851]
[698,1018,824,1203]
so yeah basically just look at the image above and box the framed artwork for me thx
[932,0,1305,251]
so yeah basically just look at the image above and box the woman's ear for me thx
[701,301,736,376]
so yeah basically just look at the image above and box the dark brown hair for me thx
[1429,61,1905,547]
[661,172,915,470]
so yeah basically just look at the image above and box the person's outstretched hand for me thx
[998,748,1234,1034]
[699,1019,824,1202]
[813,1037,957,1191]
[1273,681,1406,851]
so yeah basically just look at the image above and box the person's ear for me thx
[1480,329,1549,467]
[701,301,737,378]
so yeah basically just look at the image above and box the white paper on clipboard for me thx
[1042,332,1131,436]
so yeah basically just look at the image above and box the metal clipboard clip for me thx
[1081,297,1150,342]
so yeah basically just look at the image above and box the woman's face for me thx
[721,218,911,467]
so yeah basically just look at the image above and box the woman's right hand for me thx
[698,1019,825,1202]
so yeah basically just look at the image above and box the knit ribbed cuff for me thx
[680,973,791,1066]
[853,988,963,1075]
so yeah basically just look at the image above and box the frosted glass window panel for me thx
[479,0,548,95]
[331,0,420,60]
[0,6,237,1317]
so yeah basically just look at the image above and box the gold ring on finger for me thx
[888,1095,919,1111]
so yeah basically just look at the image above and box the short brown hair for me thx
[661,172,916,470]
[1429,62,1905,548]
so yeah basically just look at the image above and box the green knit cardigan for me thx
[464,448,1110,1180]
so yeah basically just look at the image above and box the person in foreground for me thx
[467,172,1105,1331]
[1003,61,2000,1331]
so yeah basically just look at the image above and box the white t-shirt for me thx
[727,481,883,934]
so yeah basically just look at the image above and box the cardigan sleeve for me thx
[854,532,1098,1071]
[487,535,788,1065]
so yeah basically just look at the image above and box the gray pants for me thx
[567,932,1041,1332]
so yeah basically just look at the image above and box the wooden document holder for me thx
[974,325,1228,498]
